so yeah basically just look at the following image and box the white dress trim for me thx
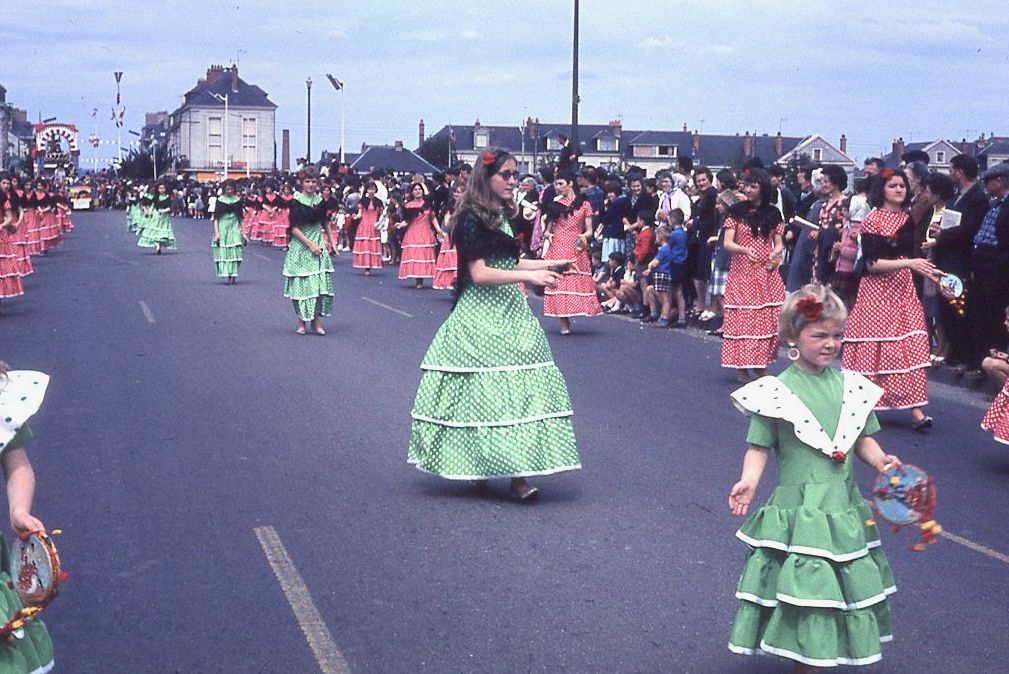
[735,530,880,562]
[729,371,883,461]
[0,371,50,448]
[411,410,573,428]
[421,361,555,373]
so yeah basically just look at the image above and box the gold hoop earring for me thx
[787,344,800,361]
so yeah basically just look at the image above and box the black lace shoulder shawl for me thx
[289,196,327,230]
[453,208,520,301]
[215,197,244,218]
[861,213,914,264]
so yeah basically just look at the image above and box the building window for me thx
[242,117,257,167]
[812,148,823,161]
[474,130,489,149]
[546,136,562,151]
[632,145,654,158]
[207,116,223,165]
[597,137,617,152]
[936,151,945,163]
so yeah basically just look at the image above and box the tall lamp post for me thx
[570,0,580,155]
[306,77,313,164]
[325,74,344,164]
[210,92,229,180]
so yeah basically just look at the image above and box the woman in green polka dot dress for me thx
[408,148,581,501]
[0,362,56,673]
[283,167,335,335]
[212,180,247,284]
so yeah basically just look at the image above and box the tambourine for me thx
[871,464,940,551]
[0,530,67,641]
[937,273,966,316]
[10,530,66,606]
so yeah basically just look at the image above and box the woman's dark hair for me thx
[715,169,737,190]
[221,179,237,192]
[820,164,848,191]
[868,170,911,208]
[728,168,781,239]
[924,172,955,202]
[603,179,622,195]
[554,168,577,184]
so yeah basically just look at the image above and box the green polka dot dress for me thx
[0,372,54,673]
[408,211,581,479]
[213,195,244,278]
[283,192,334,321]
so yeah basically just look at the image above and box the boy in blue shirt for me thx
[642,209,688,327]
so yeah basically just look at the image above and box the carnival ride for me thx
[32,123,80,179]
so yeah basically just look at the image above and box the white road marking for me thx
[138,300,156,324]
[361,296,413,318]
[940,530,1009,565]
[254,526,350,674]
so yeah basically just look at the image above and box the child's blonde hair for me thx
[779,284,847,344]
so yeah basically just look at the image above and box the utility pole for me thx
[570,0,580,155]
[306,77,313,164]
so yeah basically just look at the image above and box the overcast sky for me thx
[4,0,1007,166]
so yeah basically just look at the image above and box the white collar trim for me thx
[730,371,883,459]
[0,371,50,449]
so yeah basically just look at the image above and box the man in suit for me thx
[962,162,1009,376]
[931,154,989,369]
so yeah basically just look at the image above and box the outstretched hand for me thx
[728,479,756,517]
[527,269,561,288]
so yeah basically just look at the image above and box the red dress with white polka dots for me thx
[982,378,1009,446]
[721,216,785,369]
[842,209,929,410]
[543,198,601,318]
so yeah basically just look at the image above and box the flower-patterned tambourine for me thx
[871,464,941,551]
[1,530,67,641]
[938,273,966,316]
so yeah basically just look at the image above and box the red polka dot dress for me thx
[398,200,438,280]
[982,378,1009,446]
[0,217,24,300]
[352,198,384,270]
[543,198,601,318]
[433,227,457,291]
[721,216,785,369]
[842,209,929,410]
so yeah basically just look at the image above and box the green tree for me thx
[417,136,450,169]
[118,144,175,180]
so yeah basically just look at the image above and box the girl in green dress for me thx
[283,167,335,335]
[408,148,579,501]
[212,180,247,284]
[0,361,55,673]
[138,182,176,254]
[727,284,901,670]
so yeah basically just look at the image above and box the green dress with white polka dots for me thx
[408,211,581,479]
[283,192,334,321]
[213,195,244,277]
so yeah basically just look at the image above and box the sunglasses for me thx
[497,170,521,181]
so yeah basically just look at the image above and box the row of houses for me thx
[0,85,38,172]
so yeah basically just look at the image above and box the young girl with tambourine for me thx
[727,285,902,670]
[0,361,57,672]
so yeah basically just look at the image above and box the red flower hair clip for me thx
[880,168,895,181]
[796,297,824,321]
[831,451,848,464]
[480,151,496,167]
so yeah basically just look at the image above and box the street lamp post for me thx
[306,77,313,164]
[210,92,229,180]
[325,74,345,164]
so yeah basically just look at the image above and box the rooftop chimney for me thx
[205,64,225,86]
[839,134,847,154]
[893,137,905,159]
[608,118,622,137]
[692,130,700,153]
[394,140,404,151]
[742,131,753,158]
[960,138,969,155]
[774,131,783,158]
[418,119,425,148]
[230,64,239,93]
[683,122,688,132]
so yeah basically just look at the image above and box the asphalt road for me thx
[3,210,1008,673]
